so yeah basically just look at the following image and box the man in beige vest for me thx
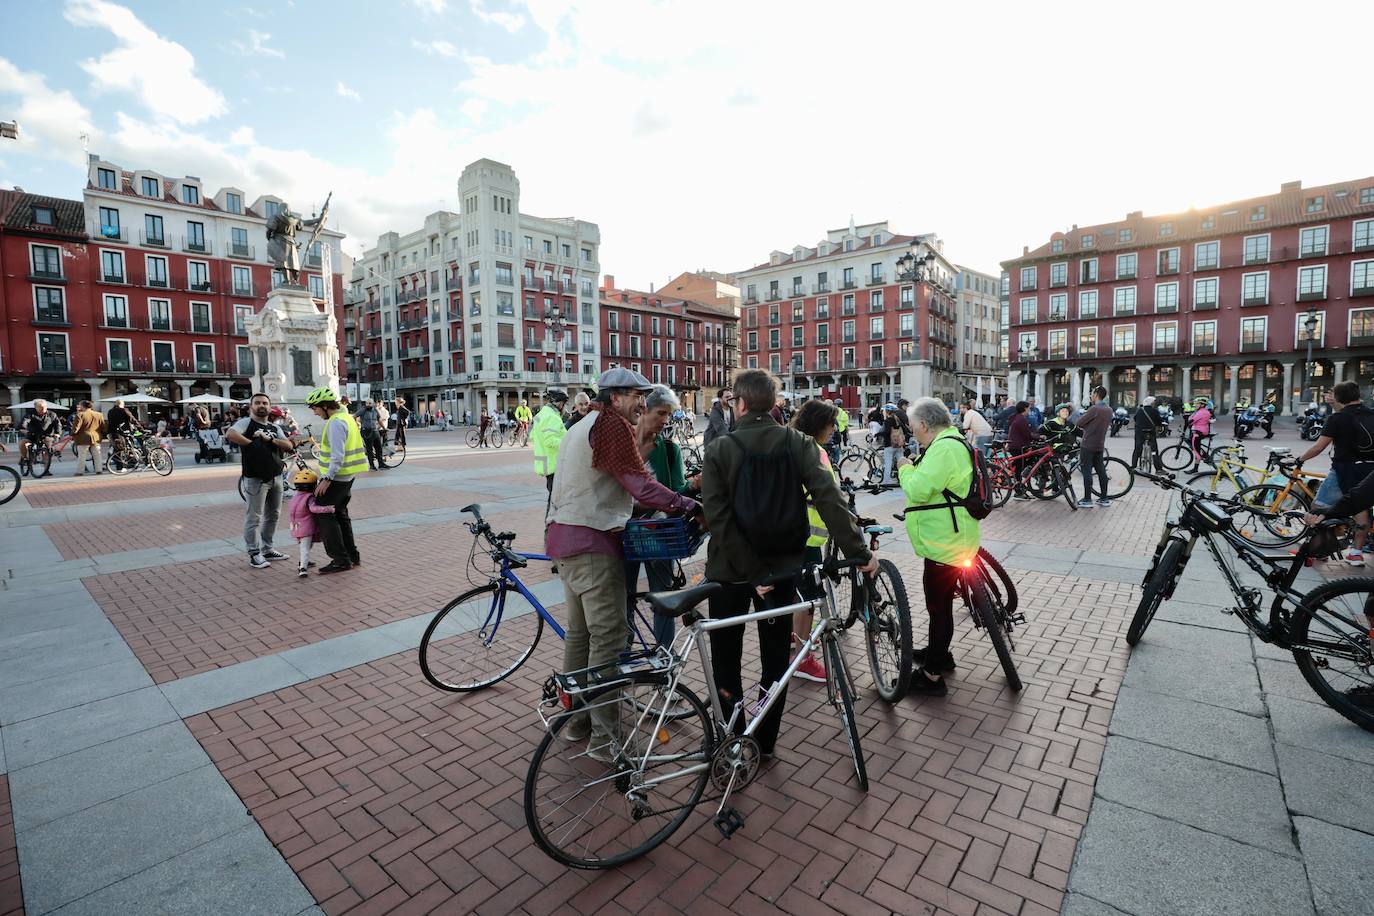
[546,368,702,762]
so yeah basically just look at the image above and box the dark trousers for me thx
[1131,429,1160,470]
[708,579,799,755]
[313,478,358,564]
[1080,449,1108,500]
[922,559,960,667]
[362,428,383,469]
[624,559,677,647]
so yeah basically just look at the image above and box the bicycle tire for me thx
[1185,470,1247,503]
[1026,462,1063,500]
[386,442,407,468]
[969,573,1022,691]
[977,548,1020,618]
[1056,463,1078,510]
[864,559,913,703]
[1103,457,1134,499]
[525,675,714,869]
[32,446,52,477]
[837,451,871,484]
[1127,537,1186,646]
[823,634,869,790]
[1232,483,1311,547]
[1158,443,1194,472]
[0,465,19,506]
[1289,577,1374,734]
[418,581,545,691]
[466,428,481,447]
[307,442,322,461]
[988,465,1015,508]
[17,452,31,478]
[237,476,248,501]
[149,447,173,477]
[490,432,504,449]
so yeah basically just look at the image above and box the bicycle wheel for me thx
[1158,443,1194,472]
[237,476,247,501]
[106,449,134,476]
[149,447,173,476]
[1290,578,1374,733]
[491,431,504,449]
[978,548,1019,618]
[17,451,31,478]
[864,559,913,703]
[1103,457,1134,499]
[1056,463,1078,510]
[307,441,322,461]
[32,446,52,477]
[1127,537,1186,646]
[988,465,1015,508]
[466,428,481,447]
[838,450,871,483]
[1185,471,1247,503]
[1026,462,1063,500]
[386,441,407,467]
[1232,483,1310,547]
[525,675,714,869]
[0,465,19,506]
[969,572,1022,691]
[418,581,545,691]
[822,633,869,790]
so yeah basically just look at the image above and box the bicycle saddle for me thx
[1264,447,1292,455]
[647,581,722,618]
[864,525,894,536]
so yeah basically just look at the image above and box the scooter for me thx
[1110,406,1129,437]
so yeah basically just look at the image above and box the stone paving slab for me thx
[1,687,177,772]
[1275,743,1374,835]
[1268,694,1374,766]
[160,656,310,720]
[1123,640,1266,716]
[1107,687,1275,774]
[1294,817,1374,916]
[0,657,153,727]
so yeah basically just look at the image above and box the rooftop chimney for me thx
[602,274,615,290]
[1280,180,1302,192]
[1127,211,1143,220]
[1023,246,1029,255]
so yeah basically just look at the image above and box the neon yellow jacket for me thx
[898,426,980,566]
[835,409,849,432]
[531,405,565,476]
[805,446,839,547]
[515,405,533,423]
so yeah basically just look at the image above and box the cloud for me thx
[336,81,362,102]
[470,0,525,32]
[412,39,458,57]
[63,0,227,125]
[0,56,96,166]
[233,28,286,59]
[410,0,446,12]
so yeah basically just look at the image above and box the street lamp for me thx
[1302,309,1320,408]
[1017,344,1040,399]
[543,305,570,388]
[895,243,940,401]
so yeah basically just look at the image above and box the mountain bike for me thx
[18,436,54,478]
[1129,470,1374,733]
[988,443,1080,508]
[523,559,869,869]
[105,430,173,476]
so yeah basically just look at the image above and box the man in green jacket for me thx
[532,389,569,495]
[897,396,982,697]
[701,369,877,757]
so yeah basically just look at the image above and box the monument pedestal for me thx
[245,285,339,416]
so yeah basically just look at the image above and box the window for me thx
[1113,326,1135,355]
[1299,226,1329,257]
[561,244,571,258]
[34,287,65,323]
[1079,258,1098,283]
[1051,239,1065,254]
[191,301,211,333]
[816,298,830,319]
[1362,188,1374,205]
[1353,309,1374,342]
[139,176,158,197]
[870,290,884,310]
[101,249,125,283]
[792,326,804,347]
[1115,253,1137,279]
[842,267,855,288]
[1159,221,1175,237]
[1354,219,1374,252]
[104,294,128,328]
[1048,329,1067,358]
[1249,205,1266,222]
[543,239,553,254]
[188,261,209,291]
[1156,248,1179,274]
[1081,234,1095,249]
[230,226,250,256]
[99,206,121,238]
[30,244,61,278]
[869,316,884,338]
[1154,322,1177,353]
[1241,317,1267,350]
[142,214,164,247]
[182,184,200,205]
[1019,297,1036,323]
[235,305,252,335]
[1242,272,1269,305]
[147,341,172,372]
[1354,260,1374,295]
[25,205,49,226]
[1049,262,1068,287]
[746,330,758,351]
[146,255,168,288]
[1019,266,1037,290]
[1299,265,1327,300]
[1077,327,1097,357]
[1113,286,1137,315]
[194,343,213,373]
[39,332,70,371]
[1195,241,1219,270]
[1078,289,1098,318]
[1241,234,1269,265]
[97,167,117,190]
[1155,282,1179,312]
[1306,195,1325,213]
[768,329,780,349]
[224,192,242,213]
[1194,277,1218,308]
[898,287,913,309]
[186,221,205,252]
[842,319,856,342]
[1048,293,1067,320]
[816,323,830,344]
[232,265,252,296]
[607,311,619,331]
[103,339,131,373]
[1297,312,1324,345]
[149,298,171,331]
[1119,228,1133,242]
[1192,321,1216,353]
[308,274,325,299]
[842,294,855,315]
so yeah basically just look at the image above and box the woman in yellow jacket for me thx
[789,399,841,683]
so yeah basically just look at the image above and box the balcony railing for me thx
[789,287,805,298]
[1194,297,1219,310]
[840,279,857,290]
[1242,294,1269,307]
[182,236,208,254]
[812,282,830,294]
[228,242,255,259]
[1352,285,1374,298]
[1298,288,1327,302]
[1049,277,1068,288]
[141,230,168,248]
[93,224,127,242]
[28,268,65,282]
[766,290,782,301]
[189,281,213,293]
[1240,337,1268,353]
[1193,343,1217,355]
[1243,253,1268,266]
[405,347,429,358]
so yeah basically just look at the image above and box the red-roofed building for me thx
[1000,178,1374,413]
[732,220,963,406]
[598,278,707,409]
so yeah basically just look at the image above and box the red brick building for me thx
[0,156,346,419]
[1001,177,1374,413]
[600,277,729,410]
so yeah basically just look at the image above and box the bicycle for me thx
[105,430,173,477]
[507,423,530,448]
[1158,428,1220,472]
[0,463,19,505]
[417,505,676,692]
[837,443,885,488]
[465,425,504,449]
[988,442,1080,508]
[18,436,55,478]
[1129,470,1374,733]
[1228,451,1328,548]
[523,558,869,869]
[1060,447,1136,500]
[1184,444,1303,503]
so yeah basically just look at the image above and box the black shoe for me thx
[907,671,948,697]
[912,648,957,674]
[349,555,361,566]
[318,561,353,574]
[261,549,288,561]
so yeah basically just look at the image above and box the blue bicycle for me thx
[418,504,665,692]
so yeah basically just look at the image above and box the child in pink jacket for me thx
[289,468,335,577]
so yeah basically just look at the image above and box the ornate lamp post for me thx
[1017,344,1040,399]
[1302,309,1320,407]
[543,305,570,388]
[895,243,938,402]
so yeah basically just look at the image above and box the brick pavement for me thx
[19,466,241,508]
[185,556,1133,916]
[0,778,20,916]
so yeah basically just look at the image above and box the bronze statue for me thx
[266,193,330,286]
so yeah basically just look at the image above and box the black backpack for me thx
[901,436,994,529]
[726,432,810,556]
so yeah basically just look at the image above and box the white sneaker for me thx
[249,554,270,569]
[1344,551,1366,567]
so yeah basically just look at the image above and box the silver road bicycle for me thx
[523,560,868,869]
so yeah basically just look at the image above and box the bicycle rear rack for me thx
[536,648,675,729]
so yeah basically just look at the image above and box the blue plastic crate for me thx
[622,516,704,561]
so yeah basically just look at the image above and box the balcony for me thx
[1113,345,1136,357]
[182,236,208,254]
[840,279,857,290]
[140,230,168,248]
[233,284,253,297]
[102,272,127,285]
[93,224,127,243]
[1241,294,1269,307]
[1351,333,1374,347]
[304,254,322,269]
[405,347,429,359]
[1194,297,1219,311]
[189,281,213,293]
[866,273,886,287]
[812,282,831,294]
[32,314,70,327]
[1048,311,1068,322]
[1153,343,1179,355]
[1243,253,1269,266]
[1019,281,1036,292]
[841,333,856,343]
[227,242,255,259]
[1049,277,1068,288]
[1240,337,1268,353]
[766,290,782,301]
[745,292,759,303]
[36,362,72,375]
[1195,260,1220,271]
[1193,342,1217,355]
[1116,269,1137,280]
[1355,237,1374,254]
[1353,285,1374,298]
[1298,288,1327,302]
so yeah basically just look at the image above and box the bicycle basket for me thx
[622,516,705,561]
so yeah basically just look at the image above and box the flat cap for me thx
[596,367,653,392]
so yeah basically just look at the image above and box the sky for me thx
[1,0,1371,288]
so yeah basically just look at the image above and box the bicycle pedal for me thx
[713,806,745,839]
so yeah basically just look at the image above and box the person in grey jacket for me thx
[703,386,733,446]
[1074,385,1113,507]
[357,401,384,470]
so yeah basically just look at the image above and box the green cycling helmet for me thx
[304,386,339,405]
[1054,402,1072,413]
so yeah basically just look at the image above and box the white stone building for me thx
[954,265,1006,404]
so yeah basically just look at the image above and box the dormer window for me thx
[1051,239,1064,253]
[1081,234,1094,249]
[1305,195,1324,213]
[844,240,854,251]
[182,185,201,205]
[1200,215,1215,230]
[97,167,117,190]
[1249,205,1266,222]
[1119,228,1133,242]
[32,206,54,226]
[224,192,242,214]
[141,176,159,197]
[265,200,282,219]
[1159,221,1174,237]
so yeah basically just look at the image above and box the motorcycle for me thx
[1298,407,1326,441]
[1110,406,1129,437]
[1234,403,1263,439]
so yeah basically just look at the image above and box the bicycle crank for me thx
[709,736,761,792]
